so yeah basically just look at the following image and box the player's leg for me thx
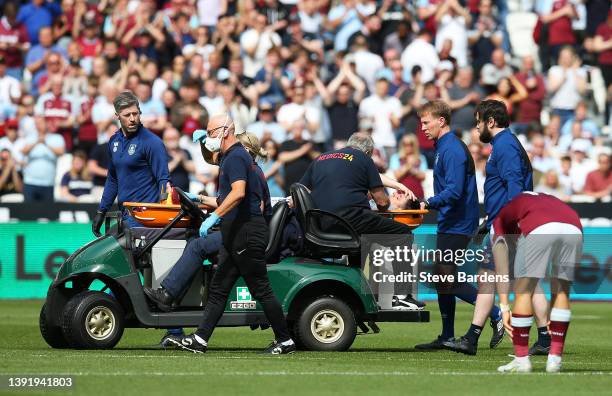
[497,277,537,373]
[530,287,551,355]
[546,278,571,373]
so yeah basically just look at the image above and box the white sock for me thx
[281,339,295,346]
[515,356,530,364]
[194,334,208,345]
[548,354,562,364]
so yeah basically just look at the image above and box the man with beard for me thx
[444,99,537,355]
[92,91,170,234]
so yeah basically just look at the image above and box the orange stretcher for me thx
[123,202,210,228]
[379,209,429,229]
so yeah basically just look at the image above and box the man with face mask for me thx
[92,91,170,235]
[444,99,535,356]
[166,114,296,355]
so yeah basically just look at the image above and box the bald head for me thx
[207,113,235,135]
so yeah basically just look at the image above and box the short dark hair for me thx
[113,91,140,113]
[474,99,509,128]
[418,100,452,126]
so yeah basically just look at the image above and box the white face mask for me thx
[204,116,231,152]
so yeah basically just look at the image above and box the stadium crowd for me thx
[0,0,610,204]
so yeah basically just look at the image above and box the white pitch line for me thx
[1,371,611,377]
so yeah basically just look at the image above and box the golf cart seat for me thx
[290,183,360,259]
[265,200,290,261]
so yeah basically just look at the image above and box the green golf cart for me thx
[39,185,429,351]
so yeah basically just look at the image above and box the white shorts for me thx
[514,222,583,281]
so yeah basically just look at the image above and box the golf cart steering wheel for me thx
[173,187,206,222]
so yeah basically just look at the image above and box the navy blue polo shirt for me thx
[427,132,479,236]
[99,125,170,212]
[299,147,382,213]
[218,143,271,222]
[484,129,533,228]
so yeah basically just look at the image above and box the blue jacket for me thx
[428,132,479,236]
[99,126,170,212]
[484,129,533,228]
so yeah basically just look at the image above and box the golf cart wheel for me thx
[294,297,357,351]
[40,303,69,348]
[61,291,125,349]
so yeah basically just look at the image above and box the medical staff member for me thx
[414,101,503,352]
[446,99,536,355]
[167,114,295,355]
[91,91,170,235]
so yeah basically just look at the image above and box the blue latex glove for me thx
[192,129,207,144]
[199,212,220,237]
[185,192,199,202]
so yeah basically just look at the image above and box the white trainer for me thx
[497,357,532,373]
[546,355,562,373]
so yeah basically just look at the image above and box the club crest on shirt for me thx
[128,144,137,155]
[434,152,439,167]
[113,141,119,152]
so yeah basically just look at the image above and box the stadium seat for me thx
[506,12,539,62]
[53,153,73,201]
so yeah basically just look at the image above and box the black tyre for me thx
[39,303,69,348]
[293,297,357,351]
[61,291,125,349]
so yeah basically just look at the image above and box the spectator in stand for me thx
[136,80,167,134]
[351,35,384,93]
[60,150,94,202]
[583,153,611,199]
[536,0,578,68]
[468,0,503,75]
[558,155,573,196]
[74,81,98,154]
[560,119,593,154]
[569,139,597,194]
[388,134,427,199]
[359,74,401,158]
[219,82,255,135]
[278,119,320,195]
[327,0,365,52]
[0,120,26,167]
[441,67,482,133]
[535,170,570,201]
[92,79,119,139]
[560,101,600,138]
[529,135,558,174]
[298,0,324,39]
[170,78,208,137]
[0,55,21,122]
[0,148,23,197]
[87,123,115,200]
[401,29,439,84]
[16,0,59,46]
[348,13,385,55]
[434,0,471,67]
[592,10,612,89]
[21,116,65,202]
[485,75,528,119]
[315,60,365,148]
[240,13,281,77]
[513,55,547,135]
[17,94,36,140]
[25,27,68,96]
[417,0,445,36]
[259,137,285,198]
[543,115,562,158]
[163,127,194,192]
[278,84,320,139]
[479,48,512,92]
[0,2,31,80]
[468,142,486,202]
[254,48,290,107]
[383,19,413,55]
[102,39,122,77]
[247,100,287,144]
[547,46,587,127]
[35,75,75,151]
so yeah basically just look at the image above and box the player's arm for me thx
[426,150,465,209]
[497,144,526,201]
[99,148,118,212]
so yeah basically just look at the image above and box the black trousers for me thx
[196,216,291,342]
[336,208,413,296]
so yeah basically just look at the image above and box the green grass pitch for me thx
[1,300,610,395]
